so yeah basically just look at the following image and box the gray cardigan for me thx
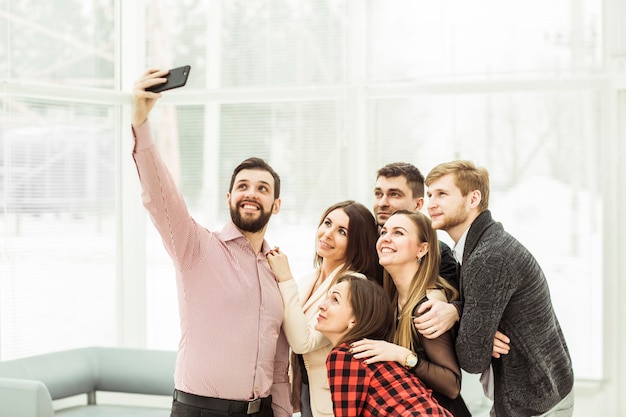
[456,210,574,417]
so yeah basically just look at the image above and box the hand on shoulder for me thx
[425,288,448,303]
[266,247,294,283]
[413,298,458,339]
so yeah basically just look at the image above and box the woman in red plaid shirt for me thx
[315,275,452,417]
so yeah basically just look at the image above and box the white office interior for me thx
[0,1,625,416]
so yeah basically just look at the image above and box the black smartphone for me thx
[146,65,191,93]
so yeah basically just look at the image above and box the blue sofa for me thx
[0,346,176,417]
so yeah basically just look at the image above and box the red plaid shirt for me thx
[327,344,453,417]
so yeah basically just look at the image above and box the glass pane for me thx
[0,7,7,79]
[145,1,210,88]
[145,0,348,88]
[0,98,117,359]
[221,0,347,87]
[369,0,603,81]
[219,101,350,220]
[0,1,115,88]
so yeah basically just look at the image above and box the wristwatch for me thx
[404,352,418,369]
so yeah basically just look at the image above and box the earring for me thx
[417,257,423,264]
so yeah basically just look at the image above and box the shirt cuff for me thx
[131,120,154,152]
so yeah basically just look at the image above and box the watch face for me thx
[406,354,418,367]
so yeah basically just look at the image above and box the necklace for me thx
[396,302,403,321]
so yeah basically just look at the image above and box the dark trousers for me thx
[299,382,313,417]
[170,396,274,417]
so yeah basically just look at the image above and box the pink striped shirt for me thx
[131,122,291,417]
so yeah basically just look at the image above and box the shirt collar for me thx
[453,227,470,265]
[220,222,271,255]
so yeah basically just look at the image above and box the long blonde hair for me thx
[382,210,458,351]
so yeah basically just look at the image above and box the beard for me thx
[433,204,468,231]
[230,202,273,233]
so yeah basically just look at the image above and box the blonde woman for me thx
[267,200,378,417]
[350,210,471,417]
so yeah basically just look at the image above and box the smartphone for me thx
[146,65,191,93]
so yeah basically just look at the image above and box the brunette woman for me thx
[267,200,378,417]
[316,275,452,417]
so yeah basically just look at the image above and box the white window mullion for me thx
[117,0,148,348]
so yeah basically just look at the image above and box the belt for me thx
[173,389,271,415]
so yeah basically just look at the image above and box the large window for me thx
[0,100,118,358]
[140,1,606,384]
[0,0,613,389]
[0,1,118,359]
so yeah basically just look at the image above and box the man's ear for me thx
[469,190,482,208]
[413,197,425,211]
[272,198,281,214]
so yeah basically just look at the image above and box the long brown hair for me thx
[334,275,395,346]
[382,210,458,351]
[313,200,379,280]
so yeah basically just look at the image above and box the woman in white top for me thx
[267,200,378,417]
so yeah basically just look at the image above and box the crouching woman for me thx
[315,275,452,417]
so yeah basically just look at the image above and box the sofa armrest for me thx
[0,377,54,417]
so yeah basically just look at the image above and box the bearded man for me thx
[131,68,291,417]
